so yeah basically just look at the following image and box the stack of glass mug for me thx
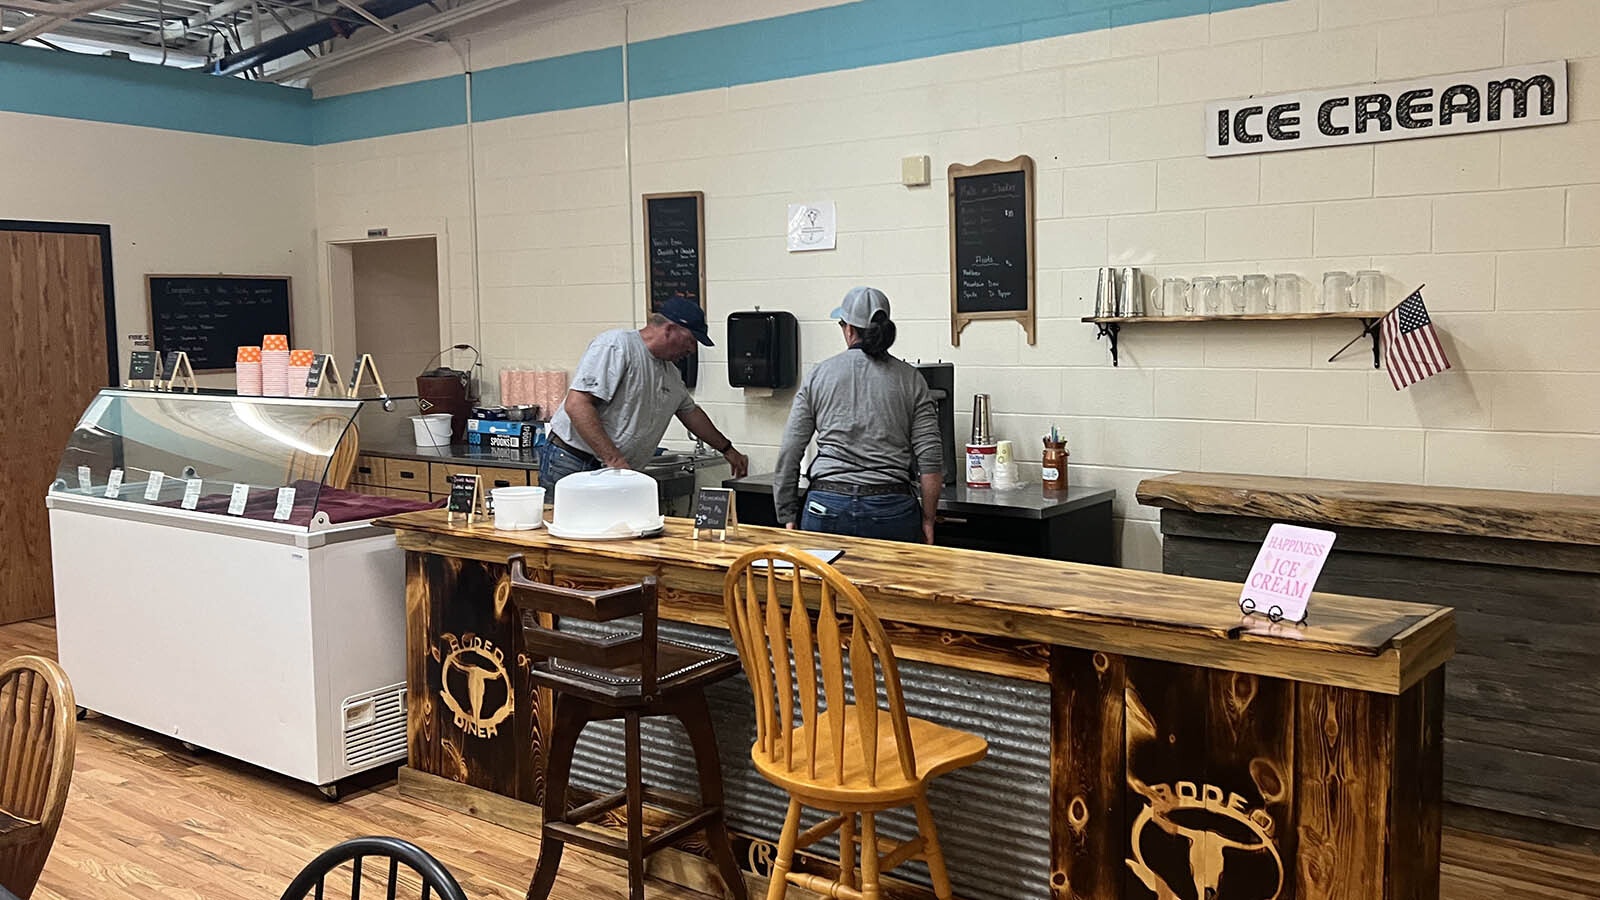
[1148,269,1385,316]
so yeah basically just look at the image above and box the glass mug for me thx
[1352,270,1385,311]
[1242,274,1270,314]
[1192,276,1220,315]
[1154,277,1190,316]
[1218,275,1245,314]
[1268,273,1301,313]
[1320,271,1353,311]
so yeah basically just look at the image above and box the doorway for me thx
[0,220,117,624]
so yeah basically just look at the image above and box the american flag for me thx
[1382,287,1450,390]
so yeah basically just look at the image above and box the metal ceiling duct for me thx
[200,0,429,76]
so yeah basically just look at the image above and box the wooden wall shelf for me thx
[1080,311,1383,367]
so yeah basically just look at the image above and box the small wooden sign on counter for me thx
[127,350,161,387]
[447,473,481,524]
[1239,523,1336,624]
[692,486,736,541]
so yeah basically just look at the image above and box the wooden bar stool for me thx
[723,546,989,900]
[505,555,749,900]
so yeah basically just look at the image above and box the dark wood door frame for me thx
[0,220,118,385]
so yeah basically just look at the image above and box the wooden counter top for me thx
[1137,471,1600,546]
[378,509,1452,694]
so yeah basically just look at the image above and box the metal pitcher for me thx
[970,393,993,445]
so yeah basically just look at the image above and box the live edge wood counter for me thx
[380,509,1454,900]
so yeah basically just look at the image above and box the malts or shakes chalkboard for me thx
[948,156,1036,346]
[147,274,292,371]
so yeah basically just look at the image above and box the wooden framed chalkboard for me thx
[146,274,293,372]
[643,191,706,388]
[948,156,1036,346]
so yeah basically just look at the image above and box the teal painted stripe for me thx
[312,74,466,143]
[470,47,624,122]
[0,42,311,143]
[627,0,1284,100]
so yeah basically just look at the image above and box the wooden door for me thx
[0,225,115,624]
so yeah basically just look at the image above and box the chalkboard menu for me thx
[147,275,293,371]
[643,191,706,389]
[948,157,1036,346]
[643,192,705,310]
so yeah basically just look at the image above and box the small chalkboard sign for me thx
[948,156,1036,346]
[147,274,292,372]
[447,473,481,523]
[128,350,161,383]
[692,486,736,541]
[644,192,706,390]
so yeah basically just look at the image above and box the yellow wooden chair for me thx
[285,415,360,490]
[723,547,988,900]
[0,656,77,898]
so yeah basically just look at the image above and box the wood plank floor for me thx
[2,618,1596,900]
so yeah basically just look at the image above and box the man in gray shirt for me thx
[542,298,748,491]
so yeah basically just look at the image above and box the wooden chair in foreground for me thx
[285,415,360,490]
[278,836,467,900]
[0,656,77,899]
[503,555,749,900]
[723,547,988,900]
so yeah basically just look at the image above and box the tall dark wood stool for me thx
[505,555,749,900]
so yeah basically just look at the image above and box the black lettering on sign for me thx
[1319,97,1351,136]
[1233,105,1265,144]
[1487,75,1556,121]
[1439,84,1480,125]
[147,275,292,372]
[1396,88,1435,129]
[1267,103,1301,141]
[947,156,1036,346]
[1355,94,1393,133]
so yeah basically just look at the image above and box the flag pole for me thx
[1325,283,1423,364]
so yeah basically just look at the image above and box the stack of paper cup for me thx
[237,346,263,395]
[261,334,290,396]
[289,349,315,397]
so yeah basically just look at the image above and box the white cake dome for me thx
[549,468,663,538]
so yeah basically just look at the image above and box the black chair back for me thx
[278,836,467,900]
[506,554,659,696]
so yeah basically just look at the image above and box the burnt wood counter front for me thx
[380,509,1454,900]
[1137,471,1600,845]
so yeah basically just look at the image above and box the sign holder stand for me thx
[347,353,388,400]
[306,354,345,398]
[164,351,197,392]
[692,486,737,541]
[447,473,482,525]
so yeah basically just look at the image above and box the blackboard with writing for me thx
[147,275,293,371]
[644,192,704,310]
[692,486,735,539]
[127,350,160,382]
[948,157,1036,346]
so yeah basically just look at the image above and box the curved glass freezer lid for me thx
[51,390,363,529]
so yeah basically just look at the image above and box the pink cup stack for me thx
[261,334,290,396]
[288,349,315,397]
[237,346,262,395]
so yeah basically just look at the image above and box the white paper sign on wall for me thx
[787,202,837,252]
[1207,61,1567,157]
[1238,523,1337,625]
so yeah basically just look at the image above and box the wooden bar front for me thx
[381,510,1453,900]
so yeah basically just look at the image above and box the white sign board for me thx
[787,202,837,252]
[1207,61,1567,157]
[1238,523,1337,624]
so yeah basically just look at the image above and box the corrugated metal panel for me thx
[560,619,1051,900]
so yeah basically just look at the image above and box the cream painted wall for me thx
[1,111,316,380]
[352,237,442,380]
[311,0,1600,570]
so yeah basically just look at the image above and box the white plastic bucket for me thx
[411,413,453,446]
[491,485,545,531]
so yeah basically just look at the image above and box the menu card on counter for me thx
[273,487,296,522]
[143,471,166,501]
[104,468,124,499]
[182,478,203,510]
[447,473,481,523]
[692,486,736,541]
[128,350,160,383]
[77,466,91,490]
[1238,523,1337,625]
[227,483,250,516]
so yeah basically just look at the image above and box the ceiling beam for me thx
[268,0,519,82]
[1,0,126,43]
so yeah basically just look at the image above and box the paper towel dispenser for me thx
[727,310,799,389]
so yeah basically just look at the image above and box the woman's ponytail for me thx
[857,309,897,359]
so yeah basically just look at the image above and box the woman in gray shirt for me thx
[774,287,944,544]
